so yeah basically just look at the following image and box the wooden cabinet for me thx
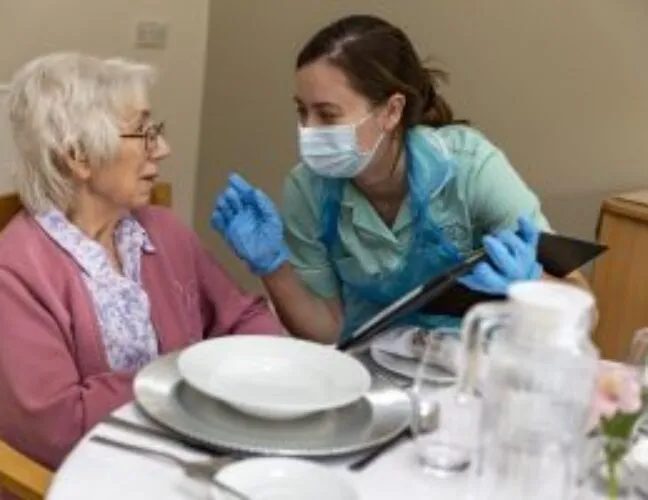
[592,190,648,360]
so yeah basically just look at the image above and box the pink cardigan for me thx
[0,207,283,470]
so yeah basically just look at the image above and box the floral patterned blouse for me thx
[36,210,159,371]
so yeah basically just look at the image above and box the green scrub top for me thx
[281,124,551,333]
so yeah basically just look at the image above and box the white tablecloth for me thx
[46,389,474,500]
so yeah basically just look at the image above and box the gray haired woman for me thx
[0,52,284,469]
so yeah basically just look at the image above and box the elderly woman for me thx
[0,52,284,470]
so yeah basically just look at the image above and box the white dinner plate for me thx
[212,457,358,500]
[370,327,458,385]
[178,335,371,420]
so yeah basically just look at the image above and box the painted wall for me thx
[0,0,210,223]
[196,0,648,289]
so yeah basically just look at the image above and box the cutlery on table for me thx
[89,435,246,499]
[348,399,440,471]
[104,415,186,443]
[375,348,456,377]
[104,416,246,458]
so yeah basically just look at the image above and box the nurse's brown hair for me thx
[296,14,467,130]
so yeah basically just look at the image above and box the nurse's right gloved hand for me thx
[210,174,289,276]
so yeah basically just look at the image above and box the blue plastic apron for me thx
[319,129,468,342]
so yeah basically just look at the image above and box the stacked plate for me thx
[177,335,372,420]
[133,335,412,459]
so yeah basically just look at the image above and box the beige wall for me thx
[0,0,209,223]
[196,0,648,289]
[1,2,645,287]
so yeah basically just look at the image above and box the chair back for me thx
[0,440,52,500]
[0,182,172,232]
[0,193,21,233]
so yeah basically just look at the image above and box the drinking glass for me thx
[410,328,477,477]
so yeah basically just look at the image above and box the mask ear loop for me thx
[354,110,388,174]
[361,108,400,177]
[354,111,383,148]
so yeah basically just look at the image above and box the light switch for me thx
[135,21,168,49]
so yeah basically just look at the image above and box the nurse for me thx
[211,14,589,344]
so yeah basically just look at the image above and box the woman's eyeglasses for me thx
[120,121,165,154]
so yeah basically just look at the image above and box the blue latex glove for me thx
[459,216,543,295]
[210,174,289,276]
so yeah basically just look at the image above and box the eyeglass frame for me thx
[120,121,165,154]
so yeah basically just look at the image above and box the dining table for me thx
[45,368,475,500]
[42,358,648,500]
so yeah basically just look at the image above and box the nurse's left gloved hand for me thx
[459,216,543,295]
[211,174,289,276]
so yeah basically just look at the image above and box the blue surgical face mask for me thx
[298,114,385,178]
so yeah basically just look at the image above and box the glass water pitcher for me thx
[457,281,599,500]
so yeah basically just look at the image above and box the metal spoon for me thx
[90,435,247,499]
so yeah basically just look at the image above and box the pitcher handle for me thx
[456,301,510,399]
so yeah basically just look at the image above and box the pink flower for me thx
[587,360,642,431]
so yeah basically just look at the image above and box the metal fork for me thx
[90,435,247,499]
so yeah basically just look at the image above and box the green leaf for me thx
[601,411,642,441]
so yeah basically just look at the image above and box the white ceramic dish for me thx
[178,335,371,420]
[211,457,358,500]
[135,353,411,457]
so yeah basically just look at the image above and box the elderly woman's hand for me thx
[211,174,289,276]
